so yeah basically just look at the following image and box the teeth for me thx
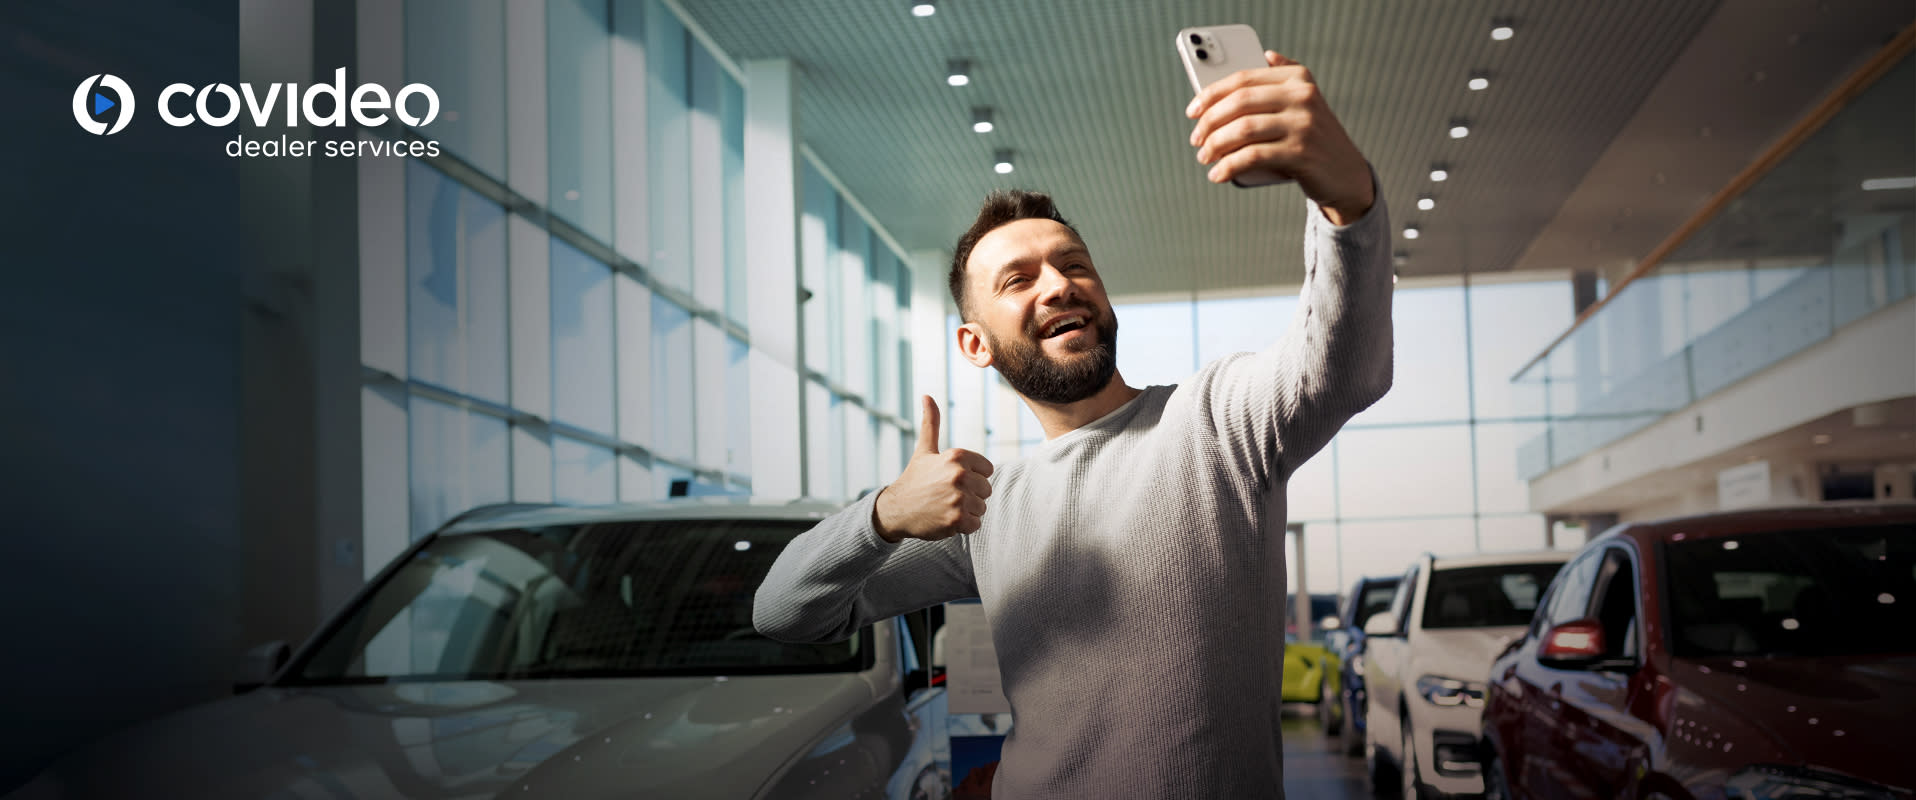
[1045,315,1084,337]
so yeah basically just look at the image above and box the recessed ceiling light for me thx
[1862,176,1916,191]
[1403,225,1421,240]
[994,149,1014,174]
[1449,119,1471,138]
[911,1,935,17]
[947,59,971,86]
[1429,164,1449,182]
[972,107,994,133]
[1491,18,1515,40]
[1468,71,1490,91]
[1417,195,1435,211]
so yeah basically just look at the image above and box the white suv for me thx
[1360,550,1571,798]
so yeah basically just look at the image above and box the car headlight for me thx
[1415,675,1486,709]
[1725,765,1897,800]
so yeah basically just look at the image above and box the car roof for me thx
[1601,501,1916,544]
[1426,548,1574,570]
[437,497,845,535]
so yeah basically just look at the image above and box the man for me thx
[755,51,1391,798]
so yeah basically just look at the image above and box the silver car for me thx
[11,500,951,800]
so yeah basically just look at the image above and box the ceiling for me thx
[680,0,1913,301]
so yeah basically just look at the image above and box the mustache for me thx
[1026,303,1103,337]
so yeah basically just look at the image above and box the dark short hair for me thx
[949,190,1081,320]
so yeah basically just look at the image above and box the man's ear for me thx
[955,323,993,369]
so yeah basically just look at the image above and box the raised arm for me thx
[1185,51,1394,487]
[754,397,993,642]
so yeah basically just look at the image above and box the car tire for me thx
[1344,689,1365,757]
[1365,716,1398,798]
[1319,677,1343,735]
[1482,749,1510,800]
[1401,721,1430,800]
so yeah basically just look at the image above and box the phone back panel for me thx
[1176,24,1265,93]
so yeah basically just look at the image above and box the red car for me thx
[1480,503,1916,800]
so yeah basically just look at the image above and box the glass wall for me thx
[967,275,1582,594]
[1513,52,1915,478]
[801,158,919,494]
[370,0,780,543]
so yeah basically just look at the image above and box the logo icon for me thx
[73,74,135,135]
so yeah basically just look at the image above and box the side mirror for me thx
[1363,613,1399,637]
[235,640,290,694]
[1537,620,1605,668]
[1319,615,1341,631]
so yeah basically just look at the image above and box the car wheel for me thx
[1482,749,1510,800]
[1365,717,1398,797]
[1318,677,1344,735]
[1401,722,1428,800]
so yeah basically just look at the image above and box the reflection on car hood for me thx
[24,674,876,800]
[1674,654,1916,788]
[1412,627,1527,684]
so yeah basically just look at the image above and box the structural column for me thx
[744,59,806,498]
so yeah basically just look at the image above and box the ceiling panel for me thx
[679,0,1911,301]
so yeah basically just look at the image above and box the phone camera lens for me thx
[1195,48,1209,60]
[1188,33,1202,45]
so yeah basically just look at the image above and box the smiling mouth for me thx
[1040,316,1090,340]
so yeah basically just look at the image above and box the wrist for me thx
[870,487,904,544]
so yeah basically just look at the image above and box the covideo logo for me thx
[69,69,444,159]
[73,74,135,135]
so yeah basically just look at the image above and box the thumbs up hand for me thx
[873,396,996,543]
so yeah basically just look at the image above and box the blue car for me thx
[1321,575,1402,755]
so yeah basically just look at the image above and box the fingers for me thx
[1196,109,1291,166]
[950,448,995,479]
[955,513,983,535]
[961,470,993,501]
[1185,62,1312,120]
[1208,141,1296,185]
[1190,80,1315,152]
[914,395,941,455]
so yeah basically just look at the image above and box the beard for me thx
[986,304,1120,405]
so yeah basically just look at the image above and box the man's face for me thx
[960,218,1119,405]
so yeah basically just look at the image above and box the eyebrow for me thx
[990,243,1092,287]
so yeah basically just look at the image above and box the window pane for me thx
[722,69,747,326]
[806,380,844,501]
[1352,285,1469,425]
[1196,294,1296,364]
[1337,518,1475,591]
[1113,300,1195,388]
[405,0,506,179]
[1478,515,1546,554]
[406,163,508,403]
[871,242,899,416]
[645,0,691,292]
[1287,440,1336,521]
[689,42,726,310]
[1469,281,1573,420]
[1337,425,1475,517]
[619,452,654,503]
[801,163,836,376]
[837,206,869,394]
[1475,422,1544,514]
[546,0,613,242]
[408,396,510,539]
[650,295,695,462]
[550,240,615,436]
[553,435,616,505]
[727,335,752,479]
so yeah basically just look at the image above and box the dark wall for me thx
[0,0,245,789]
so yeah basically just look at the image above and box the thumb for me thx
[914,395,942,455]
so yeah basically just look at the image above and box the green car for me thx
[1282,593,1344,726]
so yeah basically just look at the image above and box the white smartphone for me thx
[1175,24,1292,188]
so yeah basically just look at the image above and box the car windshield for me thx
[1422,563,1559,629]
[1666,523,1916,658]
[1355,581,1400,629]
[285,517,863,684]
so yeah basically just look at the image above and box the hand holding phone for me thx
[1177,25,1377,222]
[1175,25,1291,188]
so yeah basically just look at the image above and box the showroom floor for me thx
[1278,709,1374,799]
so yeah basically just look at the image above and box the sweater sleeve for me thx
[753,489,979,643]
[1202,174,1394,490]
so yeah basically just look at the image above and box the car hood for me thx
[19,673,879,800]
[1412,626,1527,685]
[1673,654,1916,788]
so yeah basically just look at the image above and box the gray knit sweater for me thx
[755,195,1392,799]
